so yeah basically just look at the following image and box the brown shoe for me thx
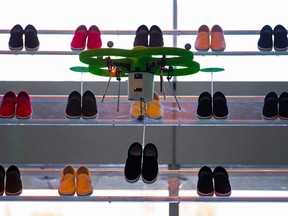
[195,25,210,51]
[130,101,146,118]
[58,165,76,196]
[211,25,226,51]
[76,166,93,196]
[146,92,163,119]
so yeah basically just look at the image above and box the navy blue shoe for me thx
[141,143,158,184]
[273,24,288,51]
[124,142,143,183]
[133,25,149,47]
[213,166,231,197]
[197,166,214,196]
[279,92,288,120]
[82,90,98,119]
[65,91,81,119]
[149,25,164,47]
[9,24,24,50]
[5,165,23,196]
[24,24,40,51]
[262,91,278,120]
[197,92,212,119]
[257,25,273,51]
[213,91,229,119]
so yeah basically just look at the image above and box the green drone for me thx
[74,44,200,119]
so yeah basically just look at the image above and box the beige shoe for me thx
[76,166,93,196]
[58,165,76,196]
[130,101,146,118]
[146,92,163,119]
[211,25,226,51]
[195,25,210,51]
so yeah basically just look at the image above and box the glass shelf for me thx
[0,166,288,202]
[0,95,287,126]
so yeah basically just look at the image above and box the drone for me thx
[76,42,200,119]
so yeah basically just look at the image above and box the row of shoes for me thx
[197,166,231,197]
[0,165,23,196]
[124,142,158,184]
[65,90,98,119]
[133,24,164,47]
[130,92,163,120]
[58,165,93,196]
[195,24,226,51]
[262,91,288,120]
[258,24,288,51]
[0,90,32,119]
[70,25,102,50]
[9,24,39,51]
[197,91,229,119]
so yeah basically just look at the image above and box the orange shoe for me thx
[195,25,210,51]
[76,166,93,196]
[130,101,146,118]
[146,92,163,119]
[211,25,226,51]
[58,165,76,196]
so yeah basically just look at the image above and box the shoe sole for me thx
[5,189,22,196]
[25,46,39,51]
[125,175,141,183]
[261,114,278,120]
[215,191,231,197]
[258,46,272,51]
[16,113,32,119]
[213,114,229,119]
[197,190,214,196]
[82,113,99,119]
[58,190,75,196]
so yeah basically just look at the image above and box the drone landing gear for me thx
[137,98,145,121]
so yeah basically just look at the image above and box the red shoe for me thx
[71,25,88,50]
[16,91,32,119]
[0,91,17,118]
[87,25,102,49]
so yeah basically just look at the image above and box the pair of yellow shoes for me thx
[130,92,163,119]
[58,165,93,196]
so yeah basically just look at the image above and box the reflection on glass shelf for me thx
[0,95,288,126]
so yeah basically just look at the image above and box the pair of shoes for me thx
[130,92,163,119]
[262,91,288,120]
[124,142,158,184]
[58,165,93,196]
[0,165,23,196]
[258,25,288,51]
[9,24,39,51]
[71,25,102,50]
[0,90,32,119]
[133,25,164,47]
[195,25,226,51]
[65,90,98,119]
[197,166,231,197]
[197,91,229,119]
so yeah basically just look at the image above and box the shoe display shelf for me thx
[1,29,288,205]
[1,166,288,203]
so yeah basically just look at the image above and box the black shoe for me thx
[213,91,229,119]
[197,166,214,196]
[82,90,98,119]
[142,143,158,184]
[0,165,5,195]
[262,91,278,120]
[273,24,288,51]
[5,165,23,196]
[279,92,288,120]
[213,166,231,197]
[24,24,40,51]
[197,92,212,119]
[257,25,273,51]
[65,91,81,119]
[8,24,24,50]
[149,25,164,47]
[124,142,143,183]
[133,25,149,47]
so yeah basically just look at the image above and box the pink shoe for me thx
[195,25,210,51]
[71,25,88,50]
[16,91,32,119]
[211,25,226,51]
[87,25,102,49]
